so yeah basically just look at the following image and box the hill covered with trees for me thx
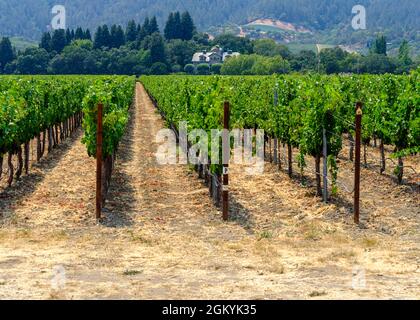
[0,11,417,76]
[0,0,418,47]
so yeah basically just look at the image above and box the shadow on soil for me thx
[229,194,255,233]
[101,105,137,228]
[0,130,83,223]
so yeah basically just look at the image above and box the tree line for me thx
[0,11,199,75]
[0,10,418,76]
[2,0,419,50]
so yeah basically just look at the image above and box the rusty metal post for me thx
[323,128,328,203]
[274,138,278,164]
[7,153,13,187]
[354,102,363,224]
[0,154,3,180]
[222,101,230,221]
[96,103,103,220]
[24,141,30,174]
[273,84,279,165]
[36,133,41,162]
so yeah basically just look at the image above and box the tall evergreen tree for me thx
[110,24,118,47]
[136,26,147,48]
[143,17,151,36]
[85,29,92,40]
[164,12,175,40]
[65,28,73,44]
[373,35,387,55]
[51,29,67,53]
[117,25,126,46]
[149,16,159,34]
[173,12,182,39]
[75,27,84,40]
[398,40,412,65]
[0,37,15,71]
[40,32,52,52]
[181,11,195,40]
[148,33,166,64]
[110,24,125,48]
[101,24,111,48]
[136,23,142,36]
[165,11,190,40]
[93,26,103,49]
[126,20,138,42]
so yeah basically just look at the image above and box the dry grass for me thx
[309,290,327,298]
[361,237,379,248]
[122,270,143,276]
[318,248,357,263]
[0,83,418,300]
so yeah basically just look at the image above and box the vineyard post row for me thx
[250,102,364,225]
[80,77,135,220]
[93,98,131,220]
[322,127,328,203]
[0,75,135,222]
[354,102,363,224]
[140,73,419,226]
[222,101,230,221]
[142,83,363,224]
[93,102,120,221]
[96,103,103,219]
[93,91,364,224]
[266,102,364,224]
[144,84,232,219]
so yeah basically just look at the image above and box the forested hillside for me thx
[0,0,419,43]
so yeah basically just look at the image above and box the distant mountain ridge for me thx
[0,0,418,45]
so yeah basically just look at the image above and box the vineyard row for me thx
[0,75,136,188]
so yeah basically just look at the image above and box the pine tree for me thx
[143,17,151,36]
[51,29,67,53]
[181,11,195,40]
[110,24,125,48]
[110,24,118,48]
[101,24,111,48]
[40,32,52,52]
[137,23,142,36]
[75,27,84,40]
[94,26,103,49]
[164,11,184,40]
[164,13,175,40]
[398,40,412,65]
[0,37,15,71]
[373,35,387,55]
[117,25,126,47]
[149,16,159,34]
[173,12,182,39]
[137,26,147,48]
[148,33,166,63]
[126,20,138,42]
[85,29,92,40]
[65,28,73,45]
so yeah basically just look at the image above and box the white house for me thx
[192,46,240,66]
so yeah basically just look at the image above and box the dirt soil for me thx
[0,83,418,300]
[247,18,311,33]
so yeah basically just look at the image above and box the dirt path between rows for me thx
[0,83,418,299]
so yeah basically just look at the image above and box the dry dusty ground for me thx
[0,83,418,300]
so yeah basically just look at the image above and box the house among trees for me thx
[192,45,240,66]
